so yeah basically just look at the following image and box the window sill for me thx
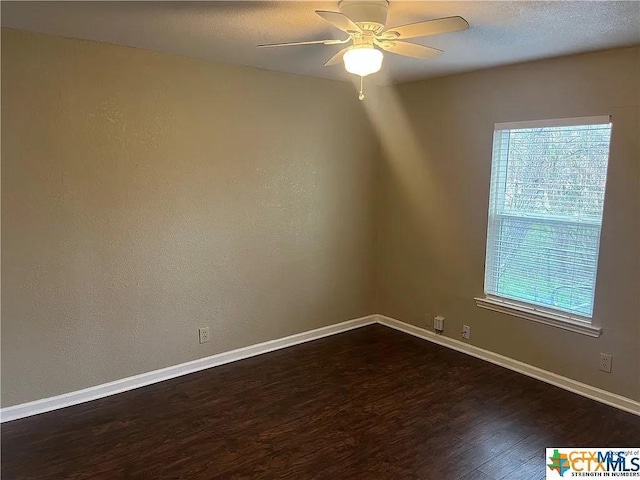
[474,297,602,338]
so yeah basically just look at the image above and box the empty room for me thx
[1,1,639,479]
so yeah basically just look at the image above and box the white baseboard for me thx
[3,313,638,422]
[376,314,640,417]
[0,315,377,423]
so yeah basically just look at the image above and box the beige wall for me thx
[375,46,640,401]
[1,29,378,406]
[2,28,638,409]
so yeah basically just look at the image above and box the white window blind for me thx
[484,116,612,319]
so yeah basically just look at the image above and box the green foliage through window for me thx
[484,118,612,318]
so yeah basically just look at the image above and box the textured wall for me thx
[1,29,378,406]
[3,28,638,409]
[374,46,640,401]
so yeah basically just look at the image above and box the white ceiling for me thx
[2,1,639,84]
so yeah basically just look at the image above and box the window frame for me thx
[476,115,611,337]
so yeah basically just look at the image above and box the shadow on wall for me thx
[360,84,477,290]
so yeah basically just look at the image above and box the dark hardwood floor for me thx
[2,324,639,479]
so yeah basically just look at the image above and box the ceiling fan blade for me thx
[315,10,361,33]
[324,47,350,66]
[382,16,469,40]
[377,41,443,59]
[258,39,346,48]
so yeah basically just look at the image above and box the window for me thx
[477,116,612,334]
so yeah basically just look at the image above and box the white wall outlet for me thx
[462,325,471,340]
[198,327,210,344]
[599,353,612,373]
[434,316,445,332]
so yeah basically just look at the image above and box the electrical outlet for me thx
[462,325,471,340]
[599,353,612,373]
[199,327,210,344]
[434,316,445,332]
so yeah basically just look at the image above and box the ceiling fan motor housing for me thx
[339,0,389,32]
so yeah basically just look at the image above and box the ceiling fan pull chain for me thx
[359,76,365,100]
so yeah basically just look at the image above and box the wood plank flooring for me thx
[2,324,639,479]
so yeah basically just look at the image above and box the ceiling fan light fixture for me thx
[343,45,383,76]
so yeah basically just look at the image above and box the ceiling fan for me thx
[258,0,469,99]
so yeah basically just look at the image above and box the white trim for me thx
[474,296,602,338]
[494,115,610,130]
[3,313,638,422]
[376,315,639,417]
[0,315,377,423]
